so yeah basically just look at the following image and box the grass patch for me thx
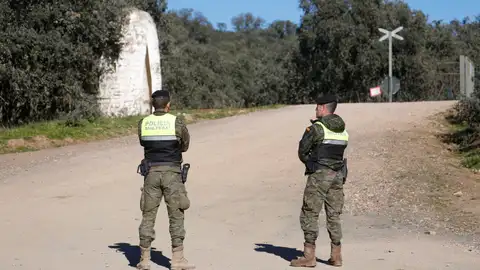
[447,124,480,170]
[0,105,284,154]
[441,109,480,171]
[461,149,480,170]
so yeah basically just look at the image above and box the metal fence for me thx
[434,55,475,100]
[460,55,475,98]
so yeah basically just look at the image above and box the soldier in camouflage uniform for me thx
[290,93,349,268]
[136,90,195,270]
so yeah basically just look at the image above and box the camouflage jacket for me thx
[298,114,347,174]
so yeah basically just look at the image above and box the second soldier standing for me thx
[136,90,195,270]
[290,93,349,268]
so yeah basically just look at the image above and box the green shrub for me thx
[0,0,153,127]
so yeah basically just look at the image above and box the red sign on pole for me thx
[369,86,382,97]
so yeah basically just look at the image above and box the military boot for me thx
[327,242,342,267]
[290,242,317,267]
[170,245,195,270]
[136,246,151,270]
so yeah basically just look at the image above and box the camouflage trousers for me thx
[300,168,345,245]
[139,166,191,248]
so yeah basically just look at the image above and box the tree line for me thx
[0,0,479,129]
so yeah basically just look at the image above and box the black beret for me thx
[316,93,337,105]
[151,90,170,98]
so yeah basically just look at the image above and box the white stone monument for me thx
[97,8,161,116]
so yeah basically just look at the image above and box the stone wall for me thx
[97,8,161,116]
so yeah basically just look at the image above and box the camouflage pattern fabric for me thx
[139,166,191,248]
[298,114,347,173]
[300,168,344,245]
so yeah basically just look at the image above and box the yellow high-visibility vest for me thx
[314,122,349,145]
[140,113,177,141]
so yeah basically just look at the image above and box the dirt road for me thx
[1,101,479,270]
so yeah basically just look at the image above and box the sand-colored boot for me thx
[327,242,342,267]
[171,245,195,270]
[136,246,151,270]
[290,242,317,267]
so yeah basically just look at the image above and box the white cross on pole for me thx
[379,26,403,102]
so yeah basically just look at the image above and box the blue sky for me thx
[167,0,479,29]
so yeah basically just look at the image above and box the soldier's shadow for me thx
[254,243,330,265]
[108,242,171,269]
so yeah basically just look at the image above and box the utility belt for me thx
[306,158,348,183]
[137,159,190,183]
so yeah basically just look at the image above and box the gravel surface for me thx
[344,102,480,250]
[0,101,479,270]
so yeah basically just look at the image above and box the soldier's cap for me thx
[151,90,170,99]
[316,93,337,105]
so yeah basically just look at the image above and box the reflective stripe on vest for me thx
[314,122,349,145]
[140,113,177,141]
